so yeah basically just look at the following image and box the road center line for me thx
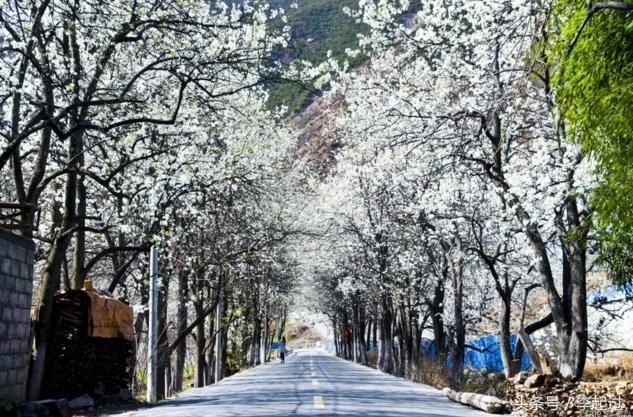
[312,379,319,386]
[313,395,324,409]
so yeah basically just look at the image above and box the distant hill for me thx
[266,0,367,114]
[286,2,423,165]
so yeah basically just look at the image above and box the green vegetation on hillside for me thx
[267,0,368,114]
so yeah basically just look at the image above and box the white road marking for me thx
[312,379,319,386]
[313,396,324,409]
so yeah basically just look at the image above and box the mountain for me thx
[266,0,368,114]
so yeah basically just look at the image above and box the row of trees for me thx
[0,0,311,400]
[305,0,631,390]
[1,0,629,401]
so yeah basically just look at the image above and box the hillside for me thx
[267,0,367,114]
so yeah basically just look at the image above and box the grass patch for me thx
[584,353,633,382]
[463,368,507,398]
[410,358,450,389]
[367,349,378,368]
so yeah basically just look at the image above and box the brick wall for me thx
[0,229,34,402]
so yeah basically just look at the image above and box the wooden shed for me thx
[41,289,135,399]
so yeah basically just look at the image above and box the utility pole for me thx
[147,246,158,402]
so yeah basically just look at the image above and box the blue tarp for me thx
[463,334,531,372]
[334,335,531,372]
[330,286,631,370]
[454,285,630,372]
[420,334,531,372]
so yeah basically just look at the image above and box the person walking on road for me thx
[279,336,287,364]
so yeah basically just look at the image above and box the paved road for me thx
[118,350,490,417]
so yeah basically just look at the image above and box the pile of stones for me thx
[506,372,633,416]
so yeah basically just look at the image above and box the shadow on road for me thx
[114,351,488,417]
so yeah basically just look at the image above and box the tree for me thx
[549,0,633,291]
[0,0,307,399]
[309,0,597,380]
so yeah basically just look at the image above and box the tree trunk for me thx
[156,272,170,399]
[351,301,359,363]
[498,296,514,377]
[443,388,510,414]
[559,213,587,379]
[220,302,228,378]
[482,103,589,379]
[396,322,405,377]
[449,259,465,391]
[523,204,587,378]
[29,123,83,398]
[28,237,65,399]
[366,319,373,351]
[352,329,358,363]
[372,315,378,351]
[173,268,187,393]
[261,314,268,364]
[343,328,348,359]
[332,318,340,356]
[358,305,368,365]
[130,309,147,395]
[278,307,287,340]
[411,309,422,377]
[518,328,543,373]
[194,300,206,388]
[72,172,86,289]
[206,299,216,385]
[378,295,395,374]
[430,280,446,362]
[214,280,225,382]
[249,316,262,366]
[400,304,414,377]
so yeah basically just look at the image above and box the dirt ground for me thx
[72,401,147,417]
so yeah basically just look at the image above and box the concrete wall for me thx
[0,229,34,402]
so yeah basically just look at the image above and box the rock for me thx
[68,394,95,409]
[93,381,106,398]
[545,376,560,387]
[20,401,48,417]
[524,374,545,388]
[614,382,629,396]
[512,371,529,384]
[508,377,633,417]
[54,399,71,417]
[118,388,133,401]
[22,400,70,417]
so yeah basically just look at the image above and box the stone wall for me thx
[0,229,35,402]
